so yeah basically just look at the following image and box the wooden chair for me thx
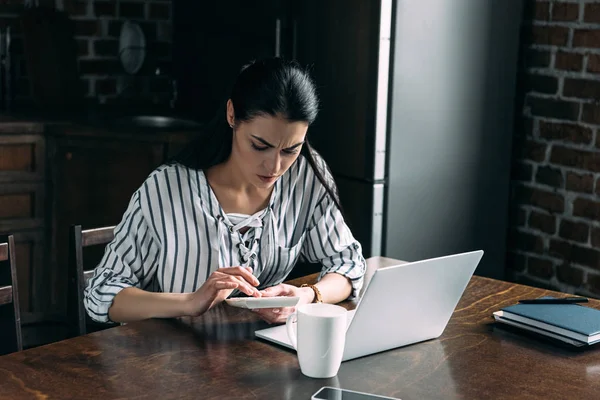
[0,235,23,354]
[67,225,116,337]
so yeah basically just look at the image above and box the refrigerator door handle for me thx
[370,184,385,256]
[274,18,282,57]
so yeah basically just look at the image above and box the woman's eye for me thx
[283,149,299,155]
[251,143,268,151]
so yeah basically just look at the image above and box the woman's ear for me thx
[226,99,235,128]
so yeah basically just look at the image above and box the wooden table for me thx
[1,257,599,400]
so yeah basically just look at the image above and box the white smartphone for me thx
[311,386,400,400]
[225,296,300,309]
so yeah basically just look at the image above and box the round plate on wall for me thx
[119,20,146,75]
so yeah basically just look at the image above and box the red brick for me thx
[550,146,600,173]
[526,49,552,68]
[525,73,558,94]
[94,1,117,17]
[119,2,145,18]
[552,2,579,21]
[149,2,170,19]
[529,210,557,233]
[524,1,550,21]
[587,273,600,295]
[509,230,545,253]
[95,79,117,95]
[74,20,100,37]
[557,263,584,286]
[108,21,121,37]
[515,185,565,213]
[531,26,569,46]
[555,51,583,71]
[563,78,600,100]
[566,172,594,194]
[583,103,600,125]
[528,256,554,279]
[573,30,600,48]
[573,197,600,221]
[506,252,527,273]
[526,96,580,121]
[76,39,89,57]
[559,219,589,243]
[81,78,93,97]
[93,40,118,56]
[539,121,592,145]
[69,0,89,16]
[524,139,548,162]
[550,239,600,269]
[138,22,158,41]
[79,59,120,75]
[584,3,600,23]
[592,227,600,248]
[588,54,600,74]
[511,162,533,182]
[535,166,563,188]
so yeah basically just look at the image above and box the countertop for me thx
[0,106,205,138]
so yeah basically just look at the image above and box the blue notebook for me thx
[501,297,600,341]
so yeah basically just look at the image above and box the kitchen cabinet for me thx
[0,121,196,320]
[0,130,47,313]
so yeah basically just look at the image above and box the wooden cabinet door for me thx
[293,0,383,180]
[48,137,165,312]
[12,231,44,313]
[0,134,45,182]
[173,0,292,120]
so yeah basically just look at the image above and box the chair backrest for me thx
[0,235,23,354]
[67,225,115,337]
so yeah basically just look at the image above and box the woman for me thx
[84,58,366,325]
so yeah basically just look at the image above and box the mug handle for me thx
[286,313,298,350]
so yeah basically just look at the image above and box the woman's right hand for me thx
[185,266,261,317]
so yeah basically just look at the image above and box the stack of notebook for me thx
[493,296,600,347]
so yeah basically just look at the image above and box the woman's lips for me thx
[258,175,277,183]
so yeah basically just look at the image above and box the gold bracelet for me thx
[301,284,323,303]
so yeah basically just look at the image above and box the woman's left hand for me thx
[253,283,313,324]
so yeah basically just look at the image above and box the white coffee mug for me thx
[286,303,347,378]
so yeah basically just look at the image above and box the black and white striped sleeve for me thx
[300,195,367,299]
[83,190,161,323]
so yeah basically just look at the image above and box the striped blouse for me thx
[84,154,367,323]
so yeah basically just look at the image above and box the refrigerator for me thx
[297,0,523,280]
[174,0,524,280]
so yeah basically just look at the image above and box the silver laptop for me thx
[255,250,484,361]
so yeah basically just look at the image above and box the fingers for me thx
[213,280,238,290]
[230,275,261,297]
[218,266,260,287]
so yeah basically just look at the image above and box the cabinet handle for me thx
[275,18,281,57]
[65,152,72,161]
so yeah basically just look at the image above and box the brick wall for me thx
[509,0,600,296]
[0,0,172,107]
[67,0,172,105]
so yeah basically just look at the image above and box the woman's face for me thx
[227,100,308,189]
